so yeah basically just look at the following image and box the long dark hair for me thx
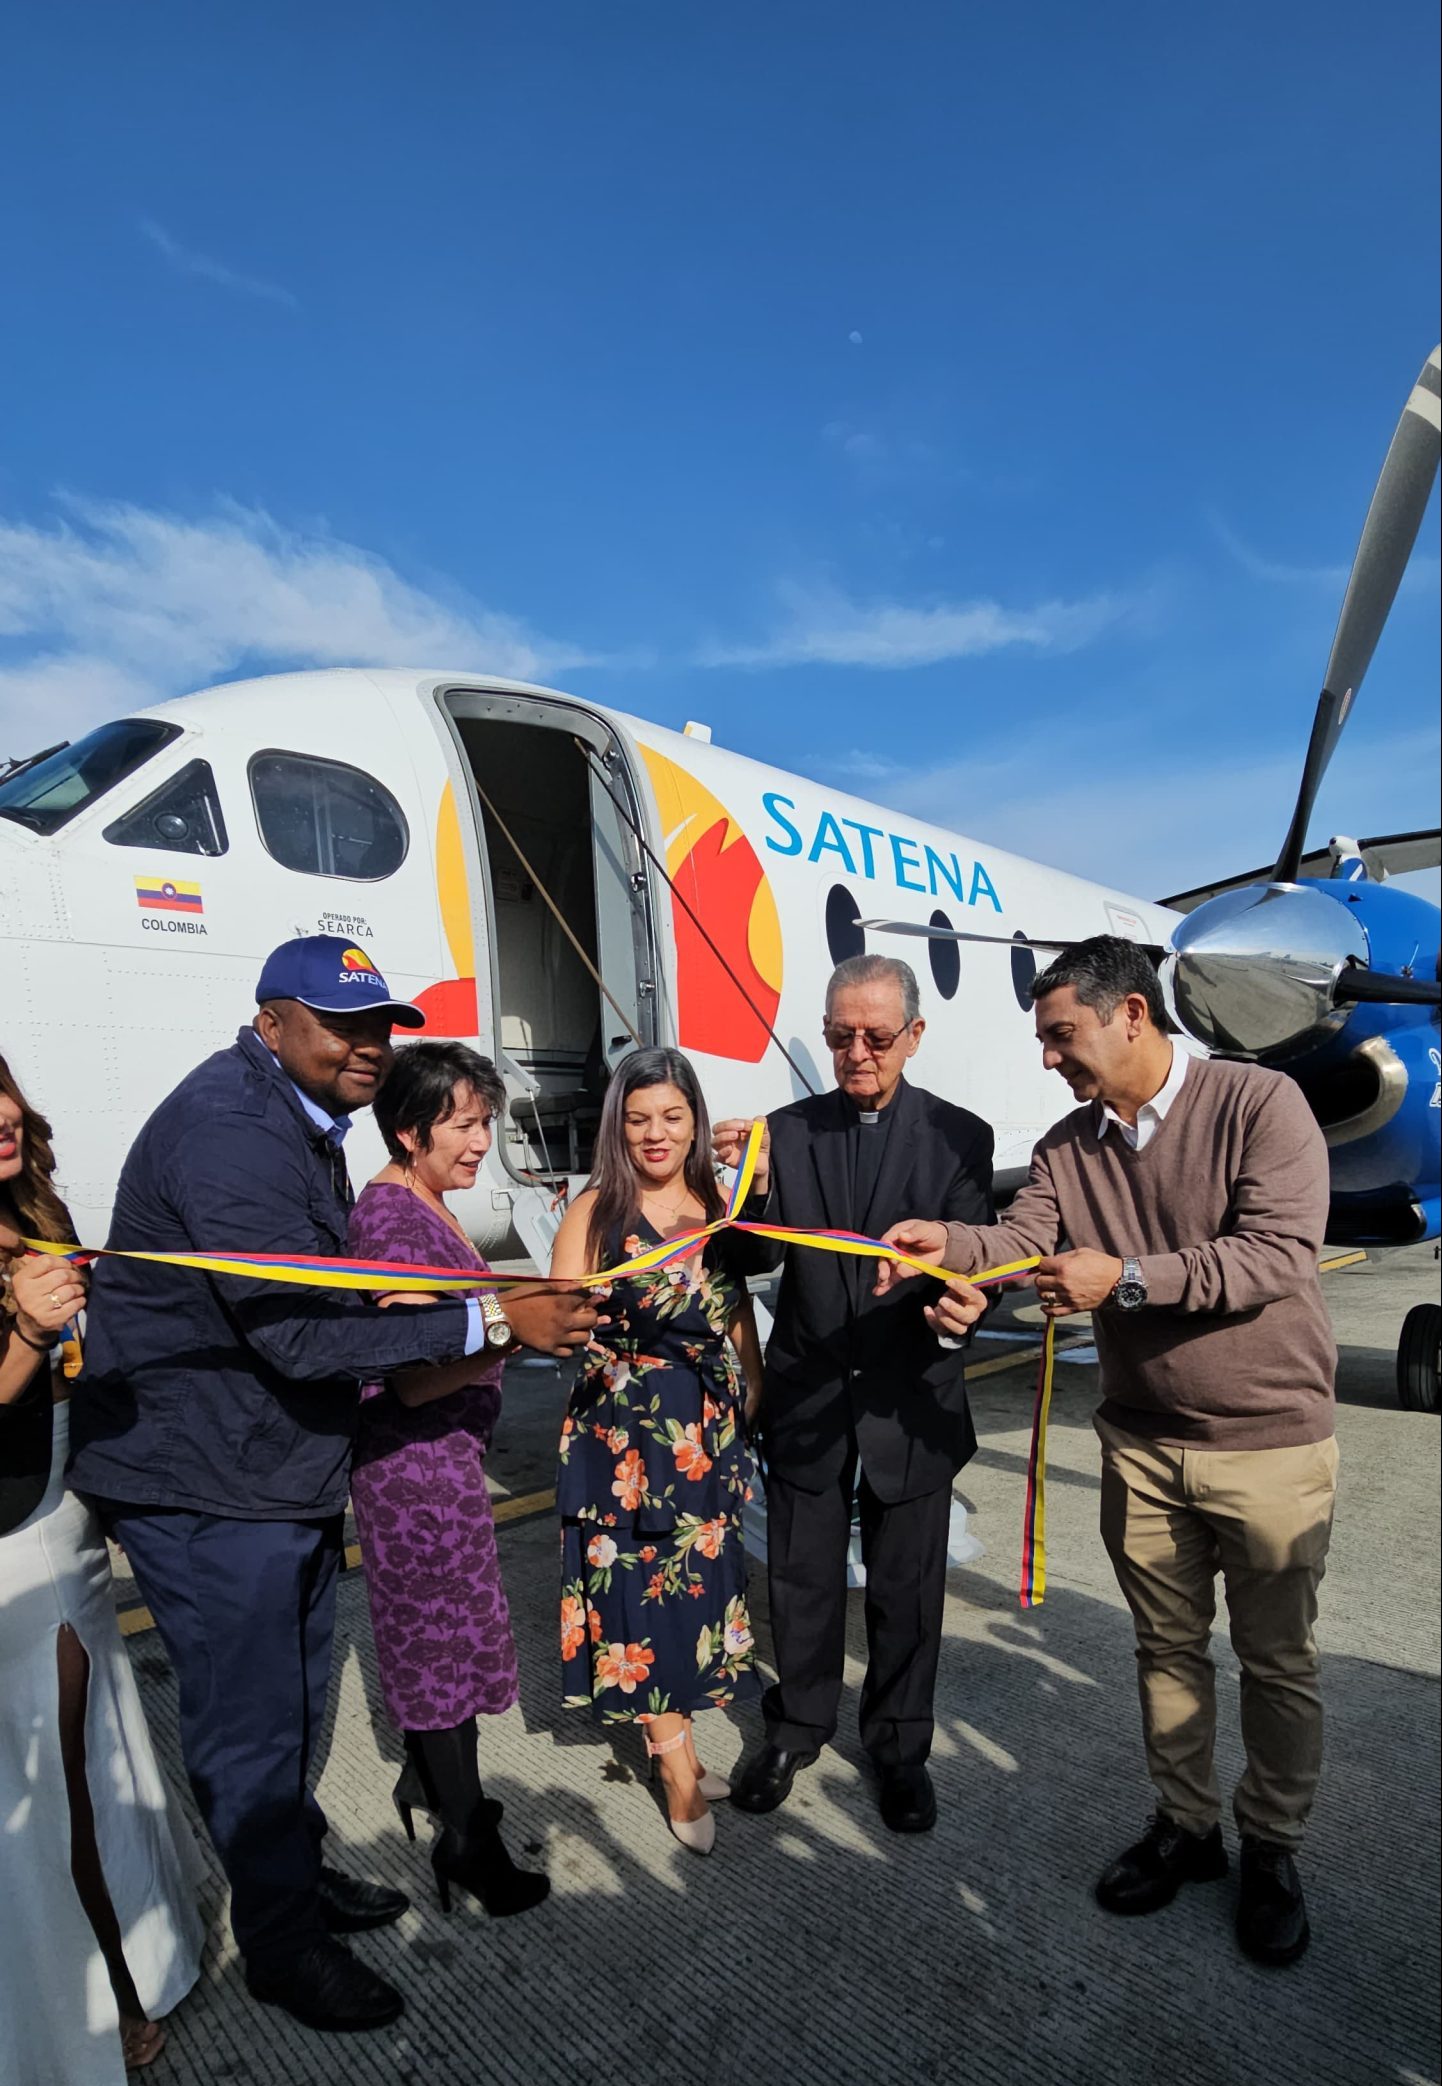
[584,1047,723,1268]
[0,1052,78,1272]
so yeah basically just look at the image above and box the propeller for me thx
[859,349,1442,1057]
[1272,346,1441,883]
[854,918,1169,961]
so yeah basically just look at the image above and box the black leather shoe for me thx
[317,1865,410,1933]
[878,1764,937,1834]
[1095,1813,1228,1915]
[247,1937,405,2032]
[1236,1837,1310,1965]
[730,1743,818,1814]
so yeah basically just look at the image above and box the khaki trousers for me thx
[1095,1415,1339,1850]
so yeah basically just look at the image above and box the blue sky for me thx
[2,1,1438,901]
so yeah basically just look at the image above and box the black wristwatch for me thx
[1109,1257,1148,1312]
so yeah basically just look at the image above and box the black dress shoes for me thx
[878,1764,937,1834]
[1095,1812,1229,1915]
[317,1864,410,1933]
[1236,1837,1310,1965]
[247,1936,405,2032]
[731,1743,817,1814]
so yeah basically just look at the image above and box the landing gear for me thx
[1397,1303,1441,1414]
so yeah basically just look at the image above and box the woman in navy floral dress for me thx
[551,1047,762,1856]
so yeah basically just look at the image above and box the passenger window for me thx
[249,751,408,881]
[103,759,229,857]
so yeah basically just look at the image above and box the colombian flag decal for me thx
[134,877,204,914]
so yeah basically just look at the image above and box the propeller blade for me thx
[1332,967,1442,1008]
[855,918,1170,962]
[857,919,1068,950]
[1273,346,1441,883]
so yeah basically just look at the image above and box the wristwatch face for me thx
[483,1317,513,1349]
[1113,1281,1147,1312]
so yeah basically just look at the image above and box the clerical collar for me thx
[857,1109,880,1126]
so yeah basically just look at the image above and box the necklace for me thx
[643,1188,697,1229]
[398,1168,470,1245]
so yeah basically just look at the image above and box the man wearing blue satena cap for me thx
[70,938,600,2036]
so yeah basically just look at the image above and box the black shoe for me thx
[730,1743,818,1815]
[878,1763,937,1835]
[391,1764,502,1844]
[1236,1837,1310,1966]
[247,1937,405,2033]
[1095,1813,1229,1915]
[431,1818,550,1919]
[317,1865,410,1934]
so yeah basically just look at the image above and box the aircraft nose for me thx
[1162,882,1366,1057]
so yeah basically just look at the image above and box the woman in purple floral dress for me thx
[550,1047,763,1857]
[349,1042,547,1919]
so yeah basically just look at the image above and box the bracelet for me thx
[8,1322,54,1354]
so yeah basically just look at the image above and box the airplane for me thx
[0,354,1437,1413]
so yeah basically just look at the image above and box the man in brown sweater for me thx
[878,935,1337,1967]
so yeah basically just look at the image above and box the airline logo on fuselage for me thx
[760,792,1002,911]
[638,747,782,1064]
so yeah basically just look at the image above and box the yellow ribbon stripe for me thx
[21,1122,1053,1601]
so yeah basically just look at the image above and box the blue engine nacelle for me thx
[1164,879,1441,1246]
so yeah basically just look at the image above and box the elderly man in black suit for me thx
[714,954,993,1831]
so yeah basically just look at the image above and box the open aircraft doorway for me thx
[441,688,660,1186]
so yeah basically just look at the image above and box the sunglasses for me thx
[821,1021,914,1055]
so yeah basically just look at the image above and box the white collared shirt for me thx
[1097,1044,1188,1152]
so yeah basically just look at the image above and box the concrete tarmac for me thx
[117,1244,1440,2086]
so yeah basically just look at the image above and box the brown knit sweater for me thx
[944,1055,1337,1449]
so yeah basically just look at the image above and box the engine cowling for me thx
[1162,881,1365,1058]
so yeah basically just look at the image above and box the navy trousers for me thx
[104,1506,343,1971]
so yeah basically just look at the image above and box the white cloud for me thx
[1210,511,1440,597]
[697,579,1133,669]
[0,497,595,741]
[139,217,299,309]
[859,723,1442,903]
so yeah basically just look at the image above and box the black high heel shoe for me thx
[430,1818,550,1918]
[392,1764,503,1844]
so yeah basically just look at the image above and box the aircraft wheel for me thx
[1397,1303,1441,1414]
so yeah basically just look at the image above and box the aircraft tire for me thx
[1396,1303,1441,1414]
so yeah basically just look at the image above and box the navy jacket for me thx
[729,1079,994,1503]
[68,1027,473,1519]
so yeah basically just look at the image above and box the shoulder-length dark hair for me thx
[584,1047,723,1269]
[373,1042,507,1165]
[0,1051,78,1254]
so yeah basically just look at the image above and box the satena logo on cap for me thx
[254,935,426,1029]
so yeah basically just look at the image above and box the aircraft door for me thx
[588,751,657,1073]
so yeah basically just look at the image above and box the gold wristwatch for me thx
[479,1291,514,1350]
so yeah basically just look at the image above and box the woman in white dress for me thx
[1,1053,205,2081]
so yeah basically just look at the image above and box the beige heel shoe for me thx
[696,1767,732,1802]
[645,1727,716,1856]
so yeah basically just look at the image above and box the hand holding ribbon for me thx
[24,1122,1057,1602]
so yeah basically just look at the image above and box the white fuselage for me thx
[0,668,1178,1258]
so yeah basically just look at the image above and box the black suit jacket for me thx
[732,1079,994,1503]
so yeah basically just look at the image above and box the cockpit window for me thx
[103,758,229,857]
[0,719,182,835]
[249,750,409,881]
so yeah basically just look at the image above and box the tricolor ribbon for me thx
[22,1122,1056,1603]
